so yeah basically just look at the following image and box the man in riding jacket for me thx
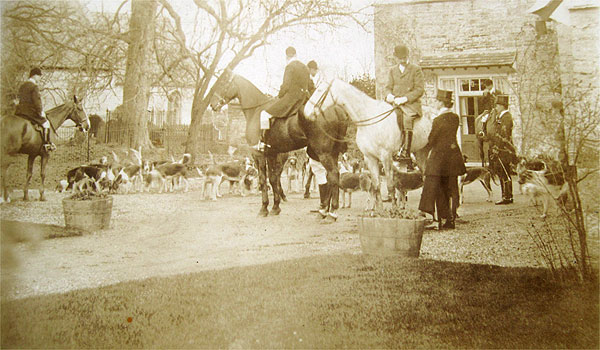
[15,67,56,152]
[383,44,424,170]
[489,95,516,205]
[262,46,311,122]
[256,47,310,151]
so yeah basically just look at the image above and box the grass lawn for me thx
[2,254,598,349]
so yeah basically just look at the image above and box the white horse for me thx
[304,78,433,210]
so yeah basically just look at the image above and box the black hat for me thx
[307,60,318,69]
[394,45,409,59]
[436,89,453,102]
[482,79,493,88]
[285,46,296,57]
[29,67,42,78]
[496,95,509,107]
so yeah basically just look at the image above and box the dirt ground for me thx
[1,178,598,301]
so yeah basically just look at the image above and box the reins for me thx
[312,81,396,127]
[309,82,397,143]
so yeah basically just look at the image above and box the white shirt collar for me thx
[439,107,452,114]
[398,63,406,73]
[499,109,510,118]
[28,77,37,84]
[287,57,300,65]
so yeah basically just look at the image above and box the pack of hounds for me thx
[56,147,259,201]
[58,146,574,217]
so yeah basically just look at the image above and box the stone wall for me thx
[373,0,564,154]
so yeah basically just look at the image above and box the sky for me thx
[83,0,375,95]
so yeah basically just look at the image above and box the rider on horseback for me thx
[384,44,425,170]
[15,67,56,152]
[258,46,311,151]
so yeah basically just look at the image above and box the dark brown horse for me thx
[210,73,348,219]
[1,96,89,203]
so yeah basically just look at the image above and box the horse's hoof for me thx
[258,208,269,217]
[321,215,336,224]
[40,197,47,202]
[270,207,281,216]
[280,196,287,202]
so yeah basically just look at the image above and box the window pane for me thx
[460,79,470,91]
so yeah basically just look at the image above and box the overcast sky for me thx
[83,0,374,95]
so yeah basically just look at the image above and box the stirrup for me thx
[392,150,410,162]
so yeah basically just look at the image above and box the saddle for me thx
[394,105,421,133]
[15,114,43,133]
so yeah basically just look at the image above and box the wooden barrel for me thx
[62,196,113,232]
[358,217,425,257]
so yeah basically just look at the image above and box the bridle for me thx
[47,102,90,138]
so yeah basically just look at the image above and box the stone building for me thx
[373,0,597,161]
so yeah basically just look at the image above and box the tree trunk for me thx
[122,0,157,149]
[185,88,209,161]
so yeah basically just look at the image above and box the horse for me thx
[304,78,433,210]
[1,96,90,203]
[209,73,348,219]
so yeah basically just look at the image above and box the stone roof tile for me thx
[419,51,516,70]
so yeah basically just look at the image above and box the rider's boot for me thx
[400,131,414,171]
[42,128,56,152]
[393,130,406,162]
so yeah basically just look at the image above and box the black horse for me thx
[210,73,348,220]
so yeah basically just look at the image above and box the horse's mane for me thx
[46,102,70,115]
[233,75,269,103]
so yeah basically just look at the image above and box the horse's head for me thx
[210,72,237,112]
[304,79,336,121]
[68,95,90,132]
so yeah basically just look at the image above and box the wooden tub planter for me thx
[358,216,425,257]
[62,196,113,233]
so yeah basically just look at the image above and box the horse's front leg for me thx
[364,156,382,211]
[267,155,285,216]
[254,155,269,217]
[23,155,36,201]
[321,154,340,221]
[39,155,49,201]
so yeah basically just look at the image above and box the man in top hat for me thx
[418,89,466,230]
[488,94,516,205]
[383,44,425,170]
[256,46,310,151]
[15,67,56,152]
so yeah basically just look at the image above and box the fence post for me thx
[87,131,90,163]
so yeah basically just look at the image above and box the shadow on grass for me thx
[1,254,598,349]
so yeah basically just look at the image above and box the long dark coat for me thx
[383,63,424,117]
[15,80,45,125]
[424,112,467,177]
[266,60,311,118]
[419,111,466,219]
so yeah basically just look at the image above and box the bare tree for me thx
[1,1,127,109]
[154,0,363,159]
[121,0,158,149]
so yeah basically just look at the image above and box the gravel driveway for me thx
[2,182,597,300]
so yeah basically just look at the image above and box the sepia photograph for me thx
[1,0,598,348]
